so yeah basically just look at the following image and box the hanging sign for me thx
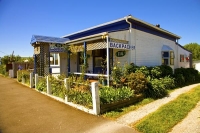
[115,51,126,57]
[49,43,66,52]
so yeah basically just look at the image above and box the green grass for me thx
[102,98,154,120]
[134,85,200,133]
[101,88,178,120]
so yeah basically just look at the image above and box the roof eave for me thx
[62,15,181,39]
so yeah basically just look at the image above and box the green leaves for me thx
[184,43,200,60]
[99,86,134,104]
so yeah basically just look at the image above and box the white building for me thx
[193,60,200,72]
[31,15,192,84]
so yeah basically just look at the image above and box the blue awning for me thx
[30,35,70,45]
[161,45,173,51]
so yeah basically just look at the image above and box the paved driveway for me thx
[0,76,137,133]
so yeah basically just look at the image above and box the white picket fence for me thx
[30,73,100,115]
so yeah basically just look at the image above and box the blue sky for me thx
[0,0,199,57]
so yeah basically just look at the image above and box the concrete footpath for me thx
[0,76,138,133]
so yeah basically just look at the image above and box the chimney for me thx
[156,24,160,28]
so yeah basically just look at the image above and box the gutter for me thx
[125,16,132,64]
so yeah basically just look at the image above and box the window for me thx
[94,57,103,67]
[50,53,59,65]
[162,51,174,65]
[186,56,189,62]
[180,55,184,62]
[170,51,174,65]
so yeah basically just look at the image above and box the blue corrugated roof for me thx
[31,35,70,44]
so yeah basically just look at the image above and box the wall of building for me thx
[194,62,200,72]
[177,45,190,68]
[108,29,190,69]
[51,54,60,74]
[59,53,68,75]
[70,54,77,73]
[109,30,132,65]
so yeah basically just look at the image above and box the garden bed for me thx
[100,94,144,114]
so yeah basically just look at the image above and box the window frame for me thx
[50,53,59,66]
[180,54,184,62]
[162,50,174,65]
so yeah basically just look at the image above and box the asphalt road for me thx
[0,76,138,133]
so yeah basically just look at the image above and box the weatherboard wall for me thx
[108,28,190,69]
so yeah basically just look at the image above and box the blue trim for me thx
[83,42,87,65]
[34,54,36,74]
[68,50,70,72]
[66,20,129,40]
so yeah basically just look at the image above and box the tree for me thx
[0,55,22,65]
[184,43,200,61]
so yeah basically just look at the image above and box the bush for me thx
[135,66,150,77]
[124,63,138,75]
[111,62,123,85]
[36,77,47,92]
[17,70,30,83]
[162,76,175,89]
[159,65,173,77]
[0,65,6,75]
[100,86,134,104]
[49,76,66,99]
[145,78,170,99]
[66,89,92,108]
[174,67,199,86]
[150,66,162,79]
[127,73,148,94]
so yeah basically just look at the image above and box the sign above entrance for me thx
[109,38,135,50]
[49,43,66,52]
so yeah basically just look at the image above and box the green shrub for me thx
[124,63,138,75]
[159,65,173,77]
[50,76,66,99]
[174,67,199,86]
[66,89,92,108]
[127,73,148,94]
[0,65,6,75]
[17,70,30,83]
[36,77,47,92]
[111,62,123,85]
[150,66,162,79]
[135,66,150,77]
[162,76,175,89]
[100,86,134,104]
[146,78,169,99]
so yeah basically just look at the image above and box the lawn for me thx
[133,85,200,133]
[101,89,177,120]
[102,98,154,120]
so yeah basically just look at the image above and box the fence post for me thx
[47,76,51,94]
[17,71,19,81]
[30,72,33,88]
[35,74,38,89]
[64,78,69,102]
[91,82,100,115]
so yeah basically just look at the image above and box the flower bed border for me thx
[100,94,144,114]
